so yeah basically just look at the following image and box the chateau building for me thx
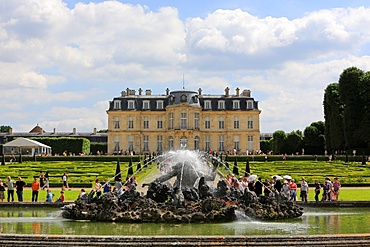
[107,87,261,154]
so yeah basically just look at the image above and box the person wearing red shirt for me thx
[289,179,297,201]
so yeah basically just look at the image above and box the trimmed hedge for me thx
[30,137,90,155]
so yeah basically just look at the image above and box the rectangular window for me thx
[128,100,135,109]
[233,100,240,109]
[205,116,210,129]
[218,100,225,110]
[219,135,224,151]
[247,100,254,109]
[143,116,149,129]
[248,116,253,129]
[157,116,163,129]
[143,100,150,110]
[157,100,164,110]
[194,136,200,150]
[204,100,211,110]
[234,135,240,151]
[219,117,224,129]
[234,116,239,129]
[168,113,174,129]
[180,113,187,129]
[248,135,254,152]
[194,113,199,129]
[128,117,134,129]
[205,136,211,151]
[169,136,174,150]
[128,135,134,151]
[114,136,120,153]
[114,117,120,129]
[143,135,149,152]
[157,135,163,152]
[114,100,121,110]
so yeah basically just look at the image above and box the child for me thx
[55,191,65,203]
[46,189,54,202]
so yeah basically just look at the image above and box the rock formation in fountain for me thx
[61,150,303,223]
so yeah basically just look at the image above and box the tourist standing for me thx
[102,178,111,193]
[300,178,308,202]
[42,172,49,190]
[15,177,27,202]
[115,178,123,193]
[62,172,70,190]
[273,176,282,193]
[94,178,102,197]
[6,176,15,202]
[282,181,291,200]
[31,177,40,202]
[333,177,341,201]
[0,179,5,202]
[39,171,45,189]
[289,179,297,201]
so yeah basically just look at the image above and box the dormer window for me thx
[247,100,254,109]
[233,100,240,109]
[180,94,187,102]
[128,100,135,109]
[218,100,225,110]
[169,95,175,104]
[114,100,121,110]
[157,100,164,109]
[143,100,150,110]
[192,95,198,103]
[204,100,211,110]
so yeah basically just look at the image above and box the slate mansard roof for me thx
[108,88,259,111]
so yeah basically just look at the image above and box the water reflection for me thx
[0,207,369,236]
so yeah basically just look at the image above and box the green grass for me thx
[220,160,370,184]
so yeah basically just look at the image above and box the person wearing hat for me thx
[31,176,40,202]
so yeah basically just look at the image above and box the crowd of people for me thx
[0,171,69,203]
[220,173,341,203]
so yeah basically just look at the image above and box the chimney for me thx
[236,87,240,96]
[73,128,76,135]
[93,128,97,135]
[166,88,170,95]
[121,91,126,97]
[53,128,56,134]
[225,87,230,97]
[9,128,13,134]
[242,89,251,97]
[145,89,152,95]
[198,88,202,95]
[138,88,143,96]
[126,87,130,95]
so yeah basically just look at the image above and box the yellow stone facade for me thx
[107,88,261,154]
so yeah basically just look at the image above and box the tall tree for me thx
[303,122,325,155]
[271,130,287,154]
[285,131,303,155]
[323,83,345,151]
[338,67,365,149]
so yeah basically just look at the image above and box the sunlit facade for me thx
[107,87,261,154]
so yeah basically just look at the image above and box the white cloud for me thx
[1,1,370,134]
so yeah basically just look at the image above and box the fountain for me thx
[61,150,303,223]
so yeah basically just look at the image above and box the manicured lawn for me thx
[220,160,370,184]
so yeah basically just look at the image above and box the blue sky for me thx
[1,0,370,133]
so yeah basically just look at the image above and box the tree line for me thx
[262,66,370,156]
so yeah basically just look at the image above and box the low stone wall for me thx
[0,234,370,246]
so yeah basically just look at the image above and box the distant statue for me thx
[154,161,216,191]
